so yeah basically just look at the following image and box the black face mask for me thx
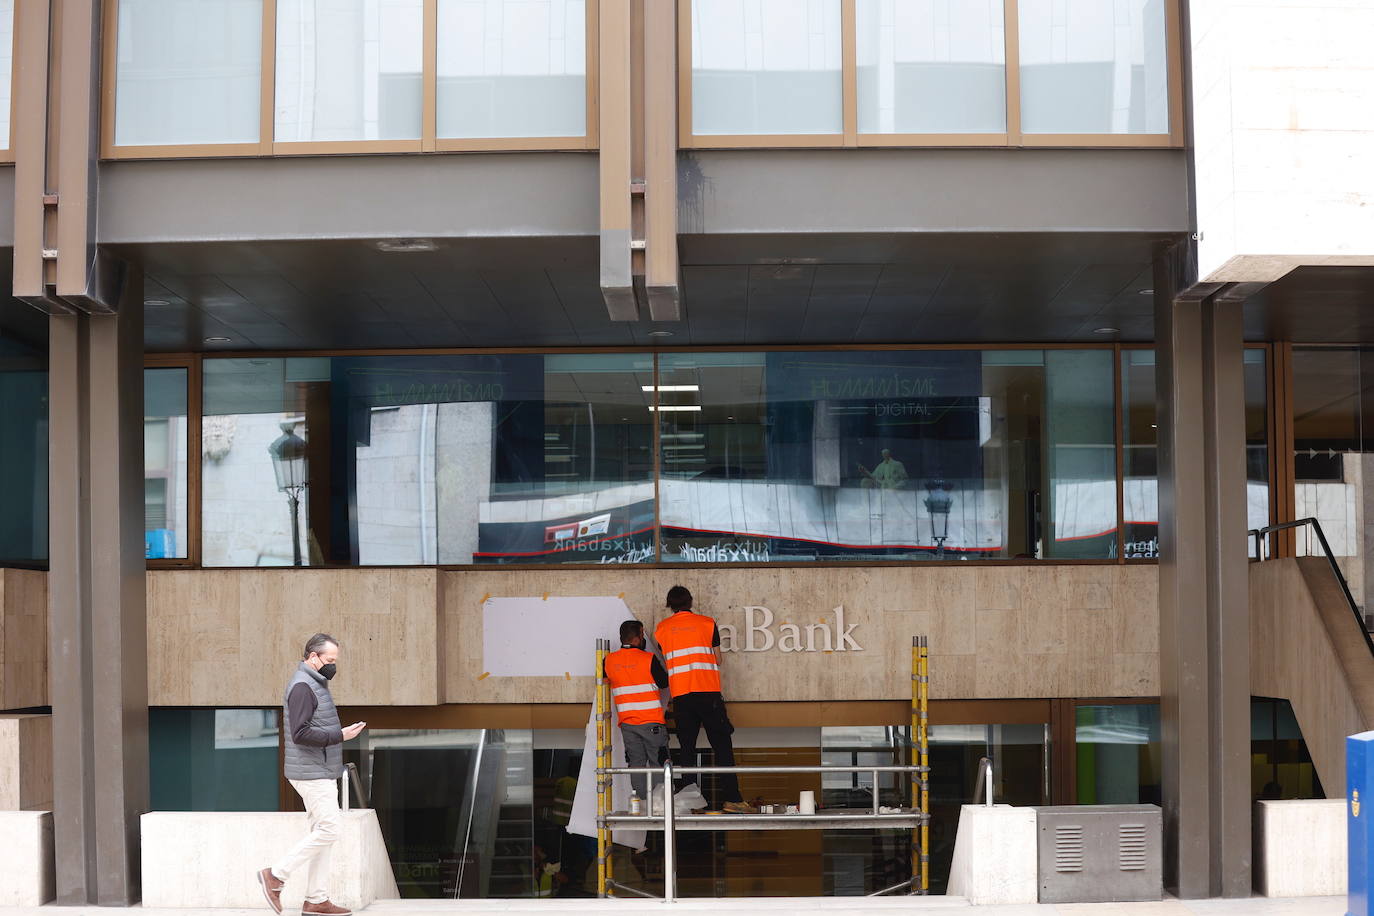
[318,663,337,681]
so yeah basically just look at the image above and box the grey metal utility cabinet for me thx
[1035,805,1162,903]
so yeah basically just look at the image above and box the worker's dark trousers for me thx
[672,691,743,805]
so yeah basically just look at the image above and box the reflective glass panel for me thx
[0,1,13,148]
[436,0,587,139]
[1122,348,1268,559]
[657,350,1117,562]
[0,337,47,566]
[1017,0,1169,135]
[201,354,653,566]
[691,0,844,136]
[275,0,424,142]
[145,368,190,559]
[115,0,263,146]
[1074,702,1160,804]
[856,0,1006,135]
[149,708,281,810]
[1251,697,1324,801]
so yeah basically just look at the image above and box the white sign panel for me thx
[481,596,634,677]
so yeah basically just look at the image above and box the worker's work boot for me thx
[302,901,352,916]
[722,800,759,814]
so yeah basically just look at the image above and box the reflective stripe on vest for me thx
[605,648,666,726]
[654,611,722,697]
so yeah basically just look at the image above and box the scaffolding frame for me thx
[594,633,933,900]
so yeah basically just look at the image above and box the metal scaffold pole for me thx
[911,635,930,895]
[595,638,609,898]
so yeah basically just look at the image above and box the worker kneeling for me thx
[605,619,670,808]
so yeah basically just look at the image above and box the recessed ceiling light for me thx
[1093,327,1120,334]
[648,330,674,338]
[647,405,702,412]
[144,298,170,307]
[204,336,231,343]
[641,384,699,392]
[1137,288,1155,295]
[372,238,438,253]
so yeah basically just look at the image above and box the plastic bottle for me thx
[629,792,641,815]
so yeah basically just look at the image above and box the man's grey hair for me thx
[303,633,339,660]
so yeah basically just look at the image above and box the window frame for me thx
[678,0,1185,150]
[102,0,601,160]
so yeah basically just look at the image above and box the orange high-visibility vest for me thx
[654,611,721,698]
[605,647,666,726]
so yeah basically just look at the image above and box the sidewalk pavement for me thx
[0,894,1347,915]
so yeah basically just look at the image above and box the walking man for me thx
[653,587,757,813]
[257,634,366,915]
[604,619,669,805]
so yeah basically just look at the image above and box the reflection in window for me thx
[1291,347,1374,608]
[657,350,1116,563]
[0,337,47,566]
[149,708,281,810]
[1075,703,1160,804]
[201,354,653,567]
[856,0,1005,135]
[275,0,424,142]
[1251,697,1323,801]
[436,0,587,139]
[145,368,190,559]
[0,1,13,148]
[115,0,263,146]
[1017,0,1169,135]
[1122,349,1268,559]
[691,0,843,136]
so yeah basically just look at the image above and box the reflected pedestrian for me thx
[257,634,367,916]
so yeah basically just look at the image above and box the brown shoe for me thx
[256,868,284,914]
[302,901,353,916]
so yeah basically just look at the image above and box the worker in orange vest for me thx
[604,619,669,804]
[653,586,756,814]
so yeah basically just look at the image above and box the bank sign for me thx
[715,605,863,653]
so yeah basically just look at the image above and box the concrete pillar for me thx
[1155,260,1251,897]
[48,268,149,905]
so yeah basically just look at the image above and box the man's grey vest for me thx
[282,663,344,780]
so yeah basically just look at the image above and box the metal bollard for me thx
[662,759,676,904]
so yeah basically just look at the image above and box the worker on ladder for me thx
[654,586,757,814]
[604,620,670,807]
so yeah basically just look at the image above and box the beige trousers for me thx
[272,778,341,905]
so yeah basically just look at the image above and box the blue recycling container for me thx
[1349,731,1374,916]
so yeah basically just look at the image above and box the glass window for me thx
[1123,348,1269,560]
[201,354,653,567]
[0,1,13,148]
[145,368,189,559]
[0,338,48,566]
[149,708,281,810]
[1074,702,1160,804]
[691,0,843,136]
[1017,0,1169,135]
[1251,697,1324,801]
[115,0,263,146]
[856,0,1006,135]
[436,0,587,139]
[657,349,1116,563]
[275,0,424,142]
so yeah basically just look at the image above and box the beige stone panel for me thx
[1018,569,1070,656]
[0,714,51,810]
[930,654,976,699]
[1113,566,1161,654]
[922,568,976,656]
[1110,653,1160,697]
[148,569,440,707]
[1065,570,1114,609]
[974,567,1024,611]
[0,570,48,711]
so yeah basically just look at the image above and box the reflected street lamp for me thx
[923,479,953,560]
[268,421,309,567]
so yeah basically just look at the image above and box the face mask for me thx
[318,663,337,681]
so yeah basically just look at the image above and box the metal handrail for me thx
[599,759,929,902]
[1249,517,1374,660]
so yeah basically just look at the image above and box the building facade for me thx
[0,0,1370,905]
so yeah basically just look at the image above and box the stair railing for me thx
[1249,517,1374,659]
